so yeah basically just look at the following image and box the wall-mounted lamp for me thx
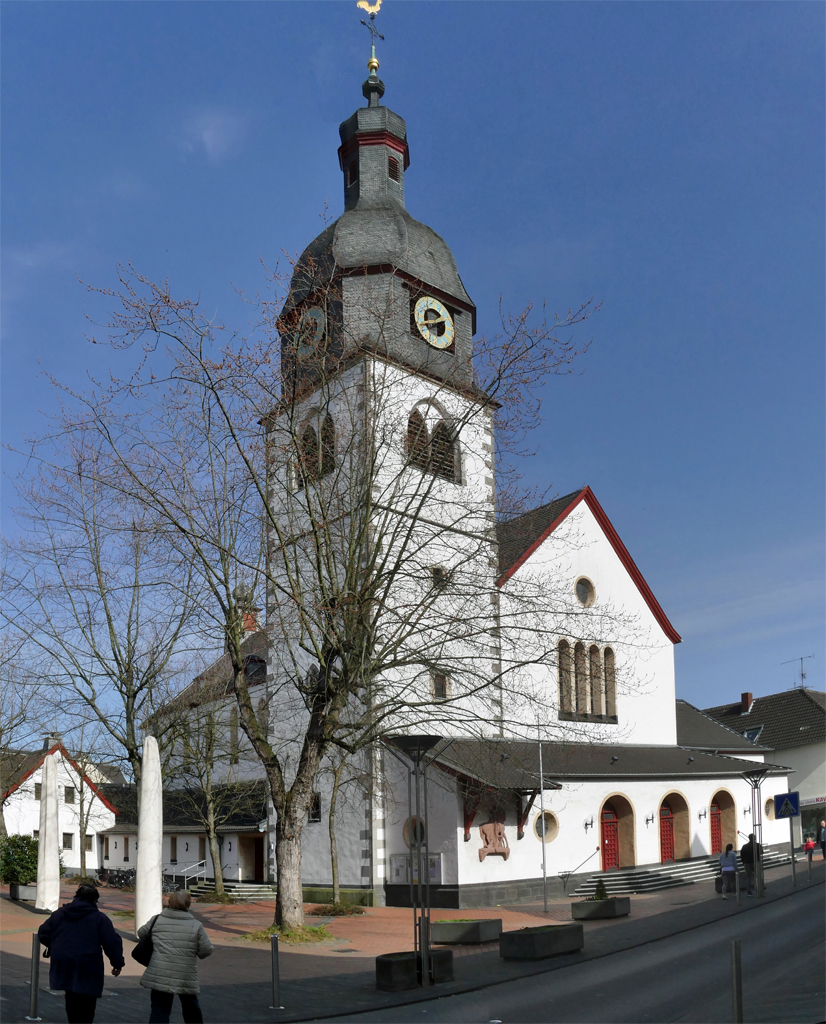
[743,807,751,817]
[583,817,595,832]
[185,843,189,852]
[687,757,695,764]
[698,808,707,822]
[610,755,619,763]
[645,813,655,827]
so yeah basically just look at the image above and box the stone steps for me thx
[570,850,791,896]
[189,880,277,901]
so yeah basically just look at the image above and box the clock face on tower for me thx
[296,305,326,360]
[414,296,455,350]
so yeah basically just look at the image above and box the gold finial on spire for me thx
[359,0,384,73]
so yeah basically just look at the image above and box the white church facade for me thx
[254,55,793,907]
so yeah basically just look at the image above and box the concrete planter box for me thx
[9,883,37,901]
[376,952,418,992]
[500,923,584,961]
[431,919,502,944]
[572,897,631,920]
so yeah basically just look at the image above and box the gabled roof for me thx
[159,630,268,715]
[2,743,120,815]
[703,689,826,752]
[495,486,681,644]
[676,700,769,753]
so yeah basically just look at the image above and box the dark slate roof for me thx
[100,781,268,834]
[161,631,268,713]
[703,689,826,752]
[286,202,473,315]
[495,490,585,577]
[676,700,769,753]
[433,738,789,788]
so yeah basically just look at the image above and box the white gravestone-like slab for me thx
[135,735,163,935]
[35,753,60,912]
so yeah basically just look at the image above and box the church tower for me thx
[279,50,478,399]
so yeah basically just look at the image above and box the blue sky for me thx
[2,2,823,708]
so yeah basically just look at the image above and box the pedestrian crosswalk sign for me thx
[774,791,800,818]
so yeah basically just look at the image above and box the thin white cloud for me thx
[180,108,250,162]
[7,241,73,271]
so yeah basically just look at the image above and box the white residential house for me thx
[2,741,120,875]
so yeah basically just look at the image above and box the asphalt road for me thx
[331,885,825,1024]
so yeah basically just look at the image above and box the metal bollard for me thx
[269,933,283,1010]
[808,855,812,881]
[735,870,741,907]
[731,939,743,1024]
[25,933,42,1022]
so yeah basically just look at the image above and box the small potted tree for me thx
[1,835,40,901]
[571,877,631,920]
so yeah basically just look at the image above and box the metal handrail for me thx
[180,860,207,889]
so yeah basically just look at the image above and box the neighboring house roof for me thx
[676,700,770,753]
[100,780,268,835]
[703,689,826,752]
[2,743,120,815]
[495,486,681,644]
[161,630,268,713]
[433,739,789,788]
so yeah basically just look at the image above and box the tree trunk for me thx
[275,812,304,930]
[208,815,228,897]
[0,805,8,840]
[329,760,346,905]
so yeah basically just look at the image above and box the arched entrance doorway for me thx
[710,789,736,853]
[600,795,636,871]
[659,793,690,862]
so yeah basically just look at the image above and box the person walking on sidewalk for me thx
[819,820,826,860]
[740,833,761,896]
[719,843,737,899]
[138,889,214,1024]
[37,883,124,1024]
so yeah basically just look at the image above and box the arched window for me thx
[244,656,267,684]
[557,640,572,715]
[589,645,603,716]
[298,425,319,487]
[574,642,587,714]
[320,414,335,477]
[430,422,456,482]
[604,647,616,718]
[406,410,429,469]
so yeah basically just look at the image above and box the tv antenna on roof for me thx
[781,654,814,688]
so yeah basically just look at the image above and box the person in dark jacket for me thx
[37,884,124,1024]
[819,820,825,860]
[739,834,761,896]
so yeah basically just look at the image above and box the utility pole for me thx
[781,654,814,689]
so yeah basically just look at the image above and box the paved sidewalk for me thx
[1,859,822,1023]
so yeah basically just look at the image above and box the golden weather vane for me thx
[358,0,384,72]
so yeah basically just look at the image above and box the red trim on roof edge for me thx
[496,486,681,645]
[2,743,120,816]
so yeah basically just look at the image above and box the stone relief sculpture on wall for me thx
[478,812,510,861]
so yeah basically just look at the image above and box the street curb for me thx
[289,874,825,1022]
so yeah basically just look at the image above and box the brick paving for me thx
[1,859,822,1022]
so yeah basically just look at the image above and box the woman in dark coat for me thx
[37,884,124,1024]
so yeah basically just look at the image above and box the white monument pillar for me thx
[35,753,60,912]
[135,735,163,935]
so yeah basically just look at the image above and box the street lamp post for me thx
[386,735,444,988]
[741,766,769,898]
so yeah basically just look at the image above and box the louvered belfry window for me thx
[430,422,456,482]
[388,156,400,182]
[406,410,429,469]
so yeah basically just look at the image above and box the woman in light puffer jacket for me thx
[138,890,214,1023]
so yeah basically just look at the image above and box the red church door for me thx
[660,804,675,863]
[601,805,619,871]
[710,804,722,855]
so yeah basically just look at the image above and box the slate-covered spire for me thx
[338,45,409,212]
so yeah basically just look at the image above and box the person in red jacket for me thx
[37,884,124,1024]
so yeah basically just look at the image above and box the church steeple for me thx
[338,51,409,212]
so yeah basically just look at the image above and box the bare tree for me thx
[2,434,195,785]
[0,637,46,838]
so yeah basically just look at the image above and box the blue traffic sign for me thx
[774,791,800,818]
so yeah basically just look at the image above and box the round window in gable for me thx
[403,816,426,848]
[533,810,559,843]
[575,577,596,607]
[764,798,775,821]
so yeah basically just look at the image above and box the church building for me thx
[260,44,794,908]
